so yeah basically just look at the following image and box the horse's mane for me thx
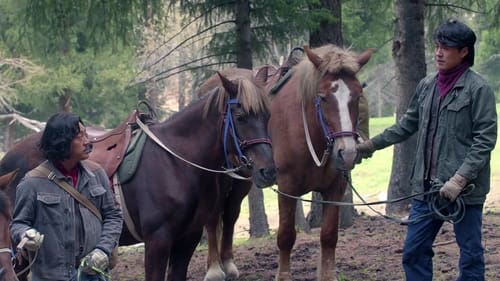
[295,45,361,102]
[202,76,270,117]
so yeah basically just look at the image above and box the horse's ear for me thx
[357,48,374,68]
[217,72,239,96]
[254,66,268,85]
[0,169,18,190]
[304,46,323,68]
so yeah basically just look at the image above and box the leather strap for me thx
[31,164,103,222]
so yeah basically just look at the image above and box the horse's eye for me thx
[236,114,247,123]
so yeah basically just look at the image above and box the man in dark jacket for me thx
[357,19,497,281]
[10,112,123,281]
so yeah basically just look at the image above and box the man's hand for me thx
[439,173,468,202]
[80,248,109,275]
[19,228,44,252]
[356,139,375,159]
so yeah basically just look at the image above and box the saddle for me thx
[254,47,304,96]
[88,110,139,177]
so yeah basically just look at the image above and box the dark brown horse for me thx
[0,171,17,281]
[201,45,373,281]
[0,72,276,281]
[198,68,270,281]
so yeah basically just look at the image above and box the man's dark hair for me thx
[39,112,84,161]
[433,18,477,66]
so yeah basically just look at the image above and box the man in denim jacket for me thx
[357,19,497,280]
[10,112,122,281]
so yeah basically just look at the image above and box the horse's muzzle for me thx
[253,166,277,188]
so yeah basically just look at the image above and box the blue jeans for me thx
[402,199,484,281]
[31,269,108,281]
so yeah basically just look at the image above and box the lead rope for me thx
[14,236,42,280]
[0,248,19,281]
[269,172,471,225]
[77,258,110,281]
[135,116,245,176]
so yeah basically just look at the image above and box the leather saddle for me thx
[88,110,139,177]
[254,47,304,96]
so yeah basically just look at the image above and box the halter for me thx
[303,96,359,167]
[223,98,272,169]
[314,96,359,144]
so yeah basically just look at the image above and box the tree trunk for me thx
[307,0,354,228]
[59,90,72,112]
[248,185,269,238]
[309,0,342,48]
[387,0,426,215]
[178,65,186,111]
[295,200,310,233]
[306,193,323,228]
[235,0,252,69]
[235,0,268,236]
[5,122,15,151]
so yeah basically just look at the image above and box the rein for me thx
[270,172,471,224]
[302,97,359,167]
[136,98,269,180]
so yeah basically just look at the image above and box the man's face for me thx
[69,123,91,161]
[434,42,468,71]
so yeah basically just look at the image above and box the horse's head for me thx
[297,45,373,170]
[213,70,277,188]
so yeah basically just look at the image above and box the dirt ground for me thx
[111,189,500,281]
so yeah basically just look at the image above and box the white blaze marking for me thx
[331,80,356,148]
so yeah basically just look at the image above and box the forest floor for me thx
[111,185,500,281]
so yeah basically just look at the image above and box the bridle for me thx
[303,96,359,167]
[222,98,272,171]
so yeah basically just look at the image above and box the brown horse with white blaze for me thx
[264,45,373,281]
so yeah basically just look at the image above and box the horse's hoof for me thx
[275,271,292,281]
[204,264,226,281]
[223,259,239,279]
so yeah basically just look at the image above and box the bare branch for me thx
[143,19,235,71]
[0,113,45,132]
[424,2,486,14]
[130,60,236,87]
[142,2,231,64]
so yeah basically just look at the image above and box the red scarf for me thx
[437,61,469,99]
[55,162,79,187]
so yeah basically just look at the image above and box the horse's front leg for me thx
[204,215,225,281]
[168,230,204,281]
[144,234,171,281]
[318,181,346,281]
[276,194,297,281]
[220,179,252,279]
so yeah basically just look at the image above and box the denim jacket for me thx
[371,69,497,205]
[10,160,122,280]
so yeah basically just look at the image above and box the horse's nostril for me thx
[337,149,344,159]
[260,167,277,182]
